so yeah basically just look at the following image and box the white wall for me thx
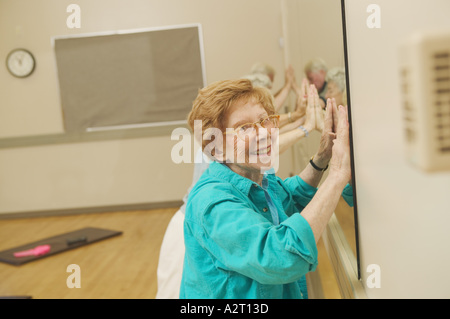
[345,0,450,298]
[0,0,293,215]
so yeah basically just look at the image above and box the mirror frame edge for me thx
[340,0,361,281]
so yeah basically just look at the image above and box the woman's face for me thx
[307,70,326,92]
[325,81,343,106]
[221,99,278,174]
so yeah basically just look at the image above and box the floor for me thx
[0,206,343,299]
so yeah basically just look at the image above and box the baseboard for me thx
[322,214,367,299]
[0,201,183,220]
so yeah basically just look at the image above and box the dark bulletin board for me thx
[53,24,205,133]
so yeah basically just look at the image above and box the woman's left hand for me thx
[314,98,337,167]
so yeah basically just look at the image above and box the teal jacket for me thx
[180,161,353,299]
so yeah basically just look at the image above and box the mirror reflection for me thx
[279,0,358,268]
[162,0,359,299]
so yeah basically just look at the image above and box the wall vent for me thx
[400,30,450,171]
[433,51,450,154]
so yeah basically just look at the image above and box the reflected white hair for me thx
[326,67,346,92]
[241,73,273,89]
[326,67,347,105]
[304,57,328,74]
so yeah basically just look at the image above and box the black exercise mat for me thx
[0,227,122,266]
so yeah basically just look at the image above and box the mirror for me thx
[279,0,359,278]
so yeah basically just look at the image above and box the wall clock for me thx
[6,48,36,78]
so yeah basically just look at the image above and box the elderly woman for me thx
[180,78,352,299]
[157,78,329,299]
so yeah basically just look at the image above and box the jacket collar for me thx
[208,161,276,196]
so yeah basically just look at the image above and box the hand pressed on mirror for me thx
[328,104,352,185]
[299,101,352,243]
[315,98,338,167]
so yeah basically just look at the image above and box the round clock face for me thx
[6,49,36,78]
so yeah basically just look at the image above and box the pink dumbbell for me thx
[13,245,51,258]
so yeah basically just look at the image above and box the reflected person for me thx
[325,67,347,107]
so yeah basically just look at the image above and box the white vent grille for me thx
[399,30,450,172]
[401,67,416,144]
[433,51,450,154]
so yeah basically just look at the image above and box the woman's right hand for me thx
[294,78,309,115]
[303,85,317,132]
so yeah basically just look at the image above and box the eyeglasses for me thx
[224,115,280,141]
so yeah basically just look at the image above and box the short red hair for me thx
[187,79,275,151]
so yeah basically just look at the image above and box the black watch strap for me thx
[309,156,328,172]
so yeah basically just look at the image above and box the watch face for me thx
[6,49,35,78]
